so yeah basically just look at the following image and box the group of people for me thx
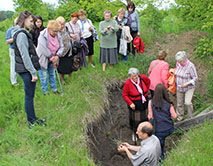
[100,2,140,71]
[5,2,198,165]
[120,50,198,164]
[4,2,140,127]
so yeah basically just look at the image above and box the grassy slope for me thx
[0,17,212,165]
[163,121,213,166]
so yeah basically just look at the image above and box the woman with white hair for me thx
[123,68,150,141]
[175,51,198,121]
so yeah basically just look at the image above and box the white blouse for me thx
[77,19,92,39]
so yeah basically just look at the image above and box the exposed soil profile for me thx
[87,86,179,166]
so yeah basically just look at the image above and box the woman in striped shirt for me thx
[175,51,198,121]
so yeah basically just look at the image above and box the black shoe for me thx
[53,90,60,94]
[36,119,46,126]
[28,119,46,129]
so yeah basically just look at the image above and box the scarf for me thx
[130,77,146,103]
[80,19,87,32]
[176,59,188,67]
[127,11,134,25]
[48,31,60,56]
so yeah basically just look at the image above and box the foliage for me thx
[56,0,124,22]
[0,19,13,32]
[0,11,14,22]
[175,0,213,31]
[141,4,163,32]
[207,69,213,99]
[195,37,213,59]
[12,0,56,22]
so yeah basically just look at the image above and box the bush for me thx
[195,37,213,59]
[0,18,13,32]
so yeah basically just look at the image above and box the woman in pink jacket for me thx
[148,50,169,98]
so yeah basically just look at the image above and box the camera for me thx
[107,26,110,30]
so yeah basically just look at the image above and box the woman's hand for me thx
[88,27,93,31]
[51,56,59,65]
[31,76,38,82]
[70,33,77,40]
[137,32,140,36]
[130,103,135,110]
[181,82,190,88]
[109,25,114,30]
[118,24,122,29]
[104,28,108,32]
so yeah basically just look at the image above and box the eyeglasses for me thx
[51,30,59,33]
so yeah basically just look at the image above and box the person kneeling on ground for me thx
[118,121,161,166]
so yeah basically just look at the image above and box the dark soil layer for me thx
[87,87,182,166]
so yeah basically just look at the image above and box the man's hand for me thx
[130,103,135,110]
[122,142,131,149]
[118,145,128,152]
[31,76,38,82]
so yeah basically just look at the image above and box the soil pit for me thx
[87,87,181,166]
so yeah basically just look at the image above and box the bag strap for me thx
[69,22,75,34]
[131,75,147,96]
[148,60,161,75]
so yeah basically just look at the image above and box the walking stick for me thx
[55,65,64,96]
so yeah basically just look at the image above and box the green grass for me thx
[163,121,213,166]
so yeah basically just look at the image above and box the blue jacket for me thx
[152,100,174,132]
[5,27,14,48]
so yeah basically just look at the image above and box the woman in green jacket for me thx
[99,10,119,72]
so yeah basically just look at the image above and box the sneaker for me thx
[28,119,46,129]
[53,90,60,95]
[12,83,19,86]
[91,64,95,68]
[36,119,46,126]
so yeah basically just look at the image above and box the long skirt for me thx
[128,98,148,132]
[57,50,73,74]
[99,47,118,64]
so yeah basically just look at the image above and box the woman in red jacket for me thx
[123,67,150,142]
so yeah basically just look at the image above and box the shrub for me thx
[195,37,213,59]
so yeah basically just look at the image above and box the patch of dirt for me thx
[87,87,181,166]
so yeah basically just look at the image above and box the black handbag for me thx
[72,40,81,55]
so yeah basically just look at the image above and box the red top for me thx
[123,74,150,106]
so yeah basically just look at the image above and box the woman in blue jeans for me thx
[148,83,177,159]
[36,20,64,95]
[12,11,45,127]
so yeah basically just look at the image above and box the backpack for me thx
[168,68,176,94]
[133,36,145,54]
